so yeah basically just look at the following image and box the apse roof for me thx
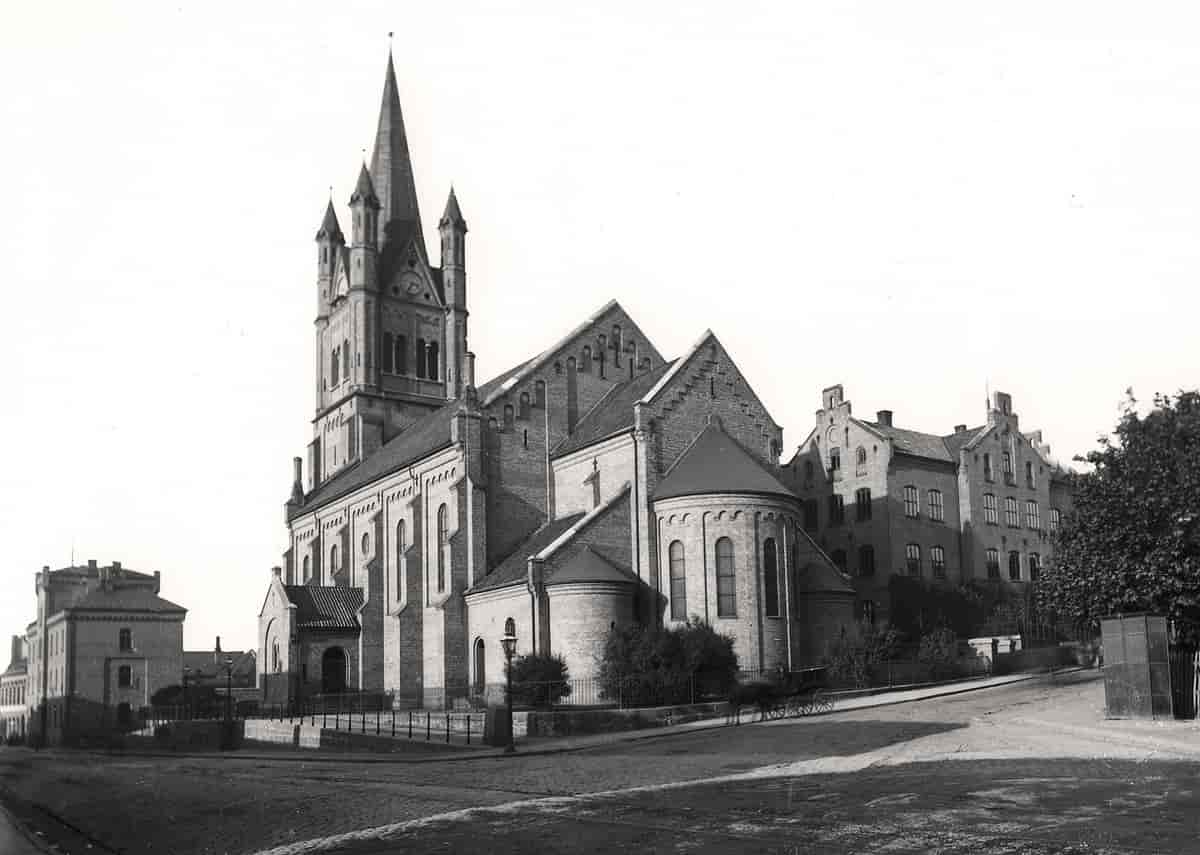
[652,420,795,502]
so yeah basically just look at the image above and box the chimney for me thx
[10,635,21,666]
[293,457,303,487]
[954,424,967,433]
[87,559,97,573]
[876,410,893,427]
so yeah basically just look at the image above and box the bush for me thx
[917,627,959,680]
[599,619,739,705]
[508,653,571,709]
[822,620,900,688]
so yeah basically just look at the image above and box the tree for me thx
[507,653,571,709]
[599,619,739,705]
[822,620,900,688]
[1036,390,1200,641]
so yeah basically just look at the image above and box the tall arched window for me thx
[1008,550,1021,581]
[855,446,868,475]
[763,538,779,617]
[416,338,427,378]
[437,503,449,591]
[302,554,311,583]
[503,404,515,429]
[396,335,407,374]
[382,332,394,373]
[272,640,280,673]
[427,340,439,379]
[715,537,736,617]
[331,349,340,386]
[395,519,407,595]
[534,380,546,408]
[342,340,350,381]
[668,541,686,620]
[519,392,531,420]
[580,346,592,373]
[611,324,622,365]
[330,545,339,582]
[119,628,132,652]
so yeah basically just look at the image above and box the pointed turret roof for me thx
[370,51,424,250]
[439,186,466,229]
[653,418,795,502]
[315,200,344,242]
[350,162,380,208]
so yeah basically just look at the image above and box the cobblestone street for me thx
[2,672,1198,854]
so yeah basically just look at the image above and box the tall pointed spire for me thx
[370,50,423,252]
[315,200,343,242]
[439,186,467,229]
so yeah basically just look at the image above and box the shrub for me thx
[599,619,739,705]
[507,653,571,709]
[822,620,900,688]
[917,627,959,680]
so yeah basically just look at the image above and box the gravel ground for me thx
[2,671,1195,855]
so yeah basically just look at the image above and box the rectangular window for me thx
[1008,551,1021,581]
[931,545,946,578]
[716,538,736,617]
[119,628,131,652]
[856,488,872,521]
[1005,496,1019,527]
[904,486,919,519]
[984,493,998,525]
[983,453,994,482]
[986,548,1000,579]
[803,500,818,532]
[905,543,921,577]
[858,545,876,577]
[1026,500,1040,530]
[118,665,132,688]
[828,494,845,526]
[1026,461,1036,488]
[829,448,841,481]
[1029,553,1041,581]
[1050,508,1061,532]
[1002,451,1014,482]
[928,489,944,522]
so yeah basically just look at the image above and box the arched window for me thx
[342,340,350,381]
[361,532,370,555]
[427,340,439,379]
[437,503,449,591]
[611,324,622,365]
[396,335,407,374]
[763,538,779,617]
[272,640,280,673]
[330,349,339,386]
[473,638,485,693]
[535,380,546,407]
[715,537,736,617]
[1008,550,1021,581]
[803,460,814,486]
[519,392,531,420]
[395,519,406,587]
[119,628,132,652]
[986,548,1000,578]
[416,338,427,378]
[302,554,311,583]
[580,346,592,373]
[567,356,576,374]
[855,446,868,475]
[382,332,394,373]
[330,544,339,581]
[858,544,875,577]
[931,546,946,578]
[669,541,687,620]
[1025,460,1035,487]
[503,404,515,429]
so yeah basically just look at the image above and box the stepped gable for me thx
[469,513,586,593]
[545,546,635,587]
[653,419,795,502]
[283,585,364,632]
[552,360,677,457]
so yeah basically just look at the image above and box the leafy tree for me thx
[1036,390,1200,642]
[822,620,900,688]
[917,627,959,679]
[507,653,571,708]
[599,619,739,705]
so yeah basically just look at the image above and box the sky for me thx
[2,1,1198,653]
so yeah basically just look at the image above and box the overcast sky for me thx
[3,2,1197,653]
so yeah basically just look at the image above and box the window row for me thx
[903,486,944,522]
[982,452,1040,488]
[380,333,442,380]
[668,536,793,621]
[985,549,1041,582]
[982,495,1047,530]
[903,544,947,579]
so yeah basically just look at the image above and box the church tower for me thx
[305,52,469,491]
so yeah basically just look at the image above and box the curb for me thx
[1010,716,1200,757]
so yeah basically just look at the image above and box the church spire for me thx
[370,50,424,252]
[315,200,343,242]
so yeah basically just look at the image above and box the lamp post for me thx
[501,627,517,754]
[224,656,234,722]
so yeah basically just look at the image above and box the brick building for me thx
[1,636,28,741]
[257,54,854,707]
[785,385,1075,627]
[17,561,186,745]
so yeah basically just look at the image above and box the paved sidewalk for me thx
[0,803,48,854]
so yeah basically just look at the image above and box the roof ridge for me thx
[535,482,631,563]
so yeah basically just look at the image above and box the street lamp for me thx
[501,627,517,754]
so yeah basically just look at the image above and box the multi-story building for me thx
[786,386,1074,627]
[1,636,28,742]
[257,53,856,708]
[23,560,186,745]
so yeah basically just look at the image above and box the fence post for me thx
[445,714,450,744]
[408,710,413,739]
[466,714,471,745]
[426,711,431,741]
[391,709,395,738]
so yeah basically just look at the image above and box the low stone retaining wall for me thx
[242,720,322,748]
[514,702,727,738]
[150,720,243,750]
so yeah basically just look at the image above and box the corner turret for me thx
[315,200,343,318]
[440,187,469,397]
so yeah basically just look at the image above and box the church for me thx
[257,53,854,708]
